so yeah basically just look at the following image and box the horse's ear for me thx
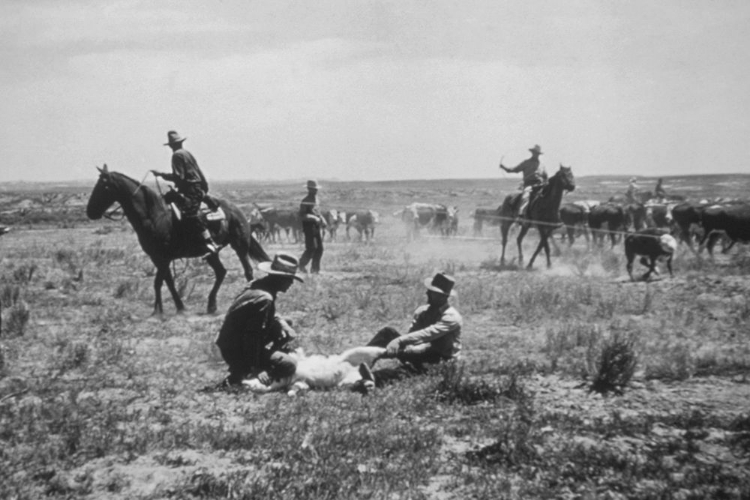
[96,166,103,173]
[102,164,109,173]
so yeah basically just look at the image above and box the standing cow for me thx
[346,209,380,242]
[396,203,441,241]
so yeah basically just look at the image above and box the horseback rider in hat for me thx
[151,130,218,256]
[500,145,548,222]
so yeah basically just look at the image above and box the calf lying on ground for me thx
[242,346,386,395]
[624,228,678,282]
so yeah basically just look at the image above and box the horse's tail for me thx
[248,233,271,262]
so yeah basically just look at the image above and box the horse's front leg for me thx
[160,264,185,313]
[516,224,530,266]
[204,253,227,314]
[500,222,510,265]
[527,228,548,269]
[153,266,165,316]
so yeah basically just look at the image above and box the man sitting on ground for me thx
[368,272,462,372]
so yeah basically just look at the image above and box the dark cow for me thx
[558,203,589,246]
[346,209,379,242]
[671,201,710,250]
[698,203,750,256]
[588,203,629,248]
[625,228,678,281]
[472,207,501,236]
[258,206,302,243]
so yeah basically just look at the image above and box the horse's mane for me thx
[109,171,166,212]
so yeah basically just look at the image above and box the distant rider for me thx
[500,144,547,221]
[151,130,218,256]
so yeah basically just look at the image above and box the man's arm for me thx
[400,311,461,346]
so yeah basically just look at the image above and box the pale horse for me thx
[242,346,386,396]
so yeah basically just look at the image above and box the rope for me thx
[132,170,152,195]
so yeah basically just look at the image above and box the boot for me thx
[201,230,219,256]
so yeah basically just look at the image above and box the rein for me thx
[103,205,125,221]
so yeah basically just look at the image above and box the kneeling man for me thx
[215,252,302,387]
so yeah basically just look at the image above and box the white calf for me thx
[242,346,386,396]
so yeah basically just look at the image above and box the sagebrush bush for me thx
[588,332,639,395]
[4,301,30,337]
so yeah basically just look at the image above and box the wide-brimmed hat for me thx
[164,130,187,146]
[258,252,304,282]
[529,144,543,155]
[423,272,456,297]
[305,179,321,190]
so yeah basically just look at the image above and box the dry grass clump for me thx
[430,361,527,405]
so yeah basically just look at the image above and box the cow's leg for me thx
[204,253,227,314]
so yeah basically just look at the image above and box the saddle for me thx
[509,184,546,214]
[165,191,226,227]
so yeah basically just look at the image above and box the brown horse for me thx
[499,165,575,269]
[87,165,270,314]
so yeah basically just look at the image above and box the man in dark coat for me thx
[215,252,303,387]
[151,130,218,255]
[298,180,326,274]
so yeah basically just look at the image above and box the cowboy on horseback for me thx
[500,144,548,222]
[151,130,218,256]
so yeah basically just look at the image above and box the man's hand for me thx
[386,338,402,357]
[150,170,161,177]
[257,371,271,385]
[499,164,508,171]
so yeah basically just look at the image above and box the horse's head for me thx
[555,164,576,192]
[86,164,119,219]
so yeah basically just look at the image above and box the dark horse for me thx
[499,165,575,269]
[87,165,270,314]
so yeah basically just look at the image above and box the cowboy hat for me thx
[164,130,187,146]
[529,145,543,155]
[258,252,304,282]
[423,272,456,297]
[305,179,321,190]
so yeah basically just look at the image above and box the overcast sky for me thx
[2,0,749,183]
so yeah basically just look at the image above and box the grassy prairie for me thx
[1,174,750,499]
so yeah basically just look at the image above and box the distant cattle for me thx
[433,205,459,237]
[671,201,710,250]
[624,228,677,281]
[643,202,676,229]
[589,203,629,247]
[396,203,442,240]
[698,203,750,256]
[256,206,302,243]
[472,207,501,236]
[558,203,589,246]
[321,209,346,241]
[346,209,380,242]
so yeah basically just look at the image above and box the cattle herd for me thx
[247,202,458,244]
